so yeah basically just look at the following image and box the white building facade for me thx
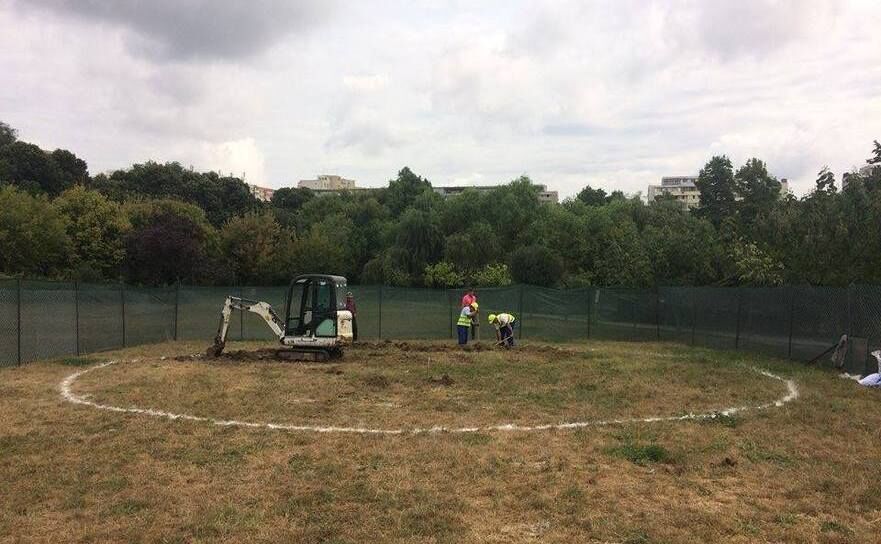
[297,175,356,191]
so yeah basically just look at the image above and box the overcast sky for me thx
[2,0,880,198]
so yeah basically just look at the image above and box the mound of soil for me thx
[184,340,580,363]
[192,348,282,362]
[351,340,579,356]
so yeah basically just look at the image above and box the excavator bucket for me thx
[206,337,226,357]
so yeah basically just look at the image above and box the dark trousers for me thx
[500,324,514,347]
[457,325,470,345]
[470,319,478,340]
[352,317,358,342]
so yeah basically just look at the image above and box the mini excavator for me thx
[207,274,353,361]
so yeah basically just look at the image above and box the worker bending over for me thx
[488,313,516,348]
[457,302,478,346]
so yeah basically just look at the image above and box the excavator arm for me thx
[207,296,285,356]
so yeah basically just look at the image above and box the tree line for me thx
[1,121,880,287]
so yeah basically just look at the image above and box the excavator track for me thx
[275,347,342,362]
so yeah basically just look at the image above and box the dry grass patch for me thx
[0,339,879,543]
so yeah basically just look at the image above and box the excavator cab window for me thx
[286,278,308,335]
[313,279,337,337]
[284,276,338,338]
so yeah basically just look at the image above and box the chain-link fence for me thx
[1,280,879,373]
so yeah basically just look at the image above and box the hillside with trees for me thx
[1,121,880,287]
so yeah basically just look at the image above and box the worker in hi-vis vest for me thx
[488,313,516,348]
[457,302,478,345]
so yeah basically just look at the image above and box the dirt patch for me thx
[427,374,455,387]
[349,340,579,357]
[181,341,580,364]
[364,374,391,388]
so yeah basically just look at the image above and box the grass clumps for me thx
[606,437,673,465]
[59,356,99,366]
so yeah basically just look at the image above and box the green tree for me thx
[0,141,65,195]
[729,239,784,286]
[219,211,291,285]
[814,167,837,195]
[0,121,16,147]
[695,155,737,227]
[51,149,89,187]
[0,186,71,277]
[123,199,218,285]
[271,187,314,211]
[385,167,432,215]
[641,199,719,285]
[509,245,564,286]
[286,227,349,279]
[124,212,212,285]
[735,158,781,225]
[395,208,443,277]
[423,261,465,288]
[575,185,608,206]
[868,140,881,165]
[470,263,513,287]
[97,162,258,226]
[55,186,130,281]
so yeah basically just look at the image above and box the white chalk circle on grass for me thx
[60,359,800,435]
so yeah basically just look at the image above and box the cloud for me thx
[2,0,879,199]
[16,0,336,61]
[679,0,839,61]
[342,74,389,93]
[198,138,268,185]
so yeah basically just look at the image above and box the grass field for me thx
[1,339,880,543]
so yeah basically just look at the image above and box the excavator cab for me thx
[284,274,348,339]
[208,274,353,361]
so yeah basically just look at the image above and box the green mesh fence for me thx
[1,281,881,369]
[692,287,740,350]
[78,283,124,354]
[177,286,236,341]
[790,286,848,363]
[20,280,77,363]
[124,286,176,347]
[658,287,695,344]
[379,286,449,339]
[521,286,591,341]
[348,285,380,339]
[737,288,790,358]
[0,279,17,366]
[593,288,657,341]
[242,286,288,340]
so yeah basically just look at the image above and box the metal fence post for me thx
[121,283,126,348]
[690,290,697,346]
[734,291,742,350]
[586,289,592,339]
[655,288,661,341]
[378,284,383,340]
[74,281,80,356]
[239,285,244,341]
[173,281,180,341]
[517,284,525,340]
[448,290,453,339]
[846,284,853,338]
[787,287,795,359]
[631,297,637,340]
[16,278,22,366]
